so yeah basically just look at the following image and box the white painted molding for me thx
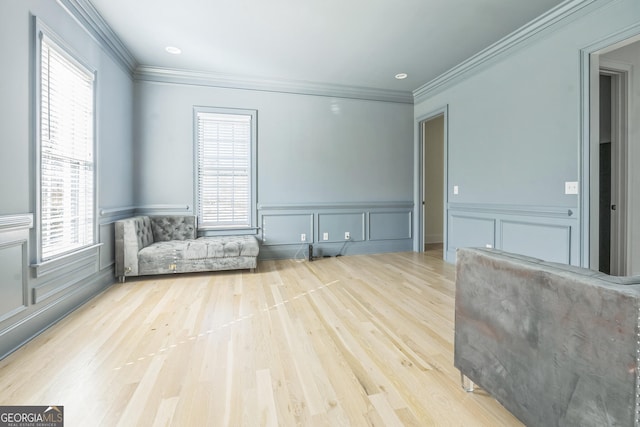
[448,202,577,218]
[99,206,136,218]
[135,66,414,104]
[0,214,34,232]
[258,201,414,211]
[136,204,192,214]
[413,0,600,103]
[32,243,102,279]
[56,0,137,73]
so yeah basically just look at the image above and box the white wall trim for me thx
[413,0,600,103]
[56,0,137,73]
[0,214,34,232]
[580,21,640,269]
[135,204,192,215]
[258,201,413,211]
[448,202,577,219]
[31,243,102,278]
[414,105,449,254]
[99,206,136,219]
[135,66,414,104]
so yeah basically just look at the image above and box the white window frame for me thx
[35,21,97,263]
[194,107,257,233]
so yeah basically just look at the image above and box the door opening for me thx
[590,56,630,275]
[421,114,445,257]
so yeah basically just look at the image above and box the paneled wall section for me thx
[446,204,578,264]
[259,203,413,259]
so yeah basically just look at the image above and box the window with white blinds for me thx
[39,37,95,260]
[196,109,255,229]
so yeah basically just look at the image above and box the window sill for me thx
[32,243,103,278]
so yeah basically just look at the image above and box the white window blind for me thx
[40,38,95,260]
[197,112,252,228]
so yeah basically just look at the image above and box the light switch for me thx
[453,185,459,195]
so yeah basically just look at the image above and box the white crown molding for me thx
[413,0,601,103]
[56,0,137,73]
[135,66,414,104]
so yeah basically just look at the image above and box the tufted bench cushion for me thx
[115,215,259,281]
[138,235,260,275]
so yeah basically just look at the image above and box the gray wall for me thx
[0,1,134,358]
[414,0,640,266]
[134,80,414,258]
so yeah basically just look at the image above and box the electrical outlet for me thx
[301,233,306,242]
[345,231,350,240]
[565,181,579,195]
[323,232,329,241]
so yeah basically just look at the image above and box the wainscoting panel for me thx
[0,241,27,323]
[501,221,571,264]
[318,213,365,242]
[99,205,139,272]
[99,223,115,270]
[369,211,412,241]
[446,203,578,264]
[32,246,100,304]
[261,214,314,246]
[258,202,413,259]
[0,213,115,359]
[448,215,496,251]
[0,215,32,326]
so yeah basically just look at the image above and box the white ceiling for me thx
[89,0,566,93]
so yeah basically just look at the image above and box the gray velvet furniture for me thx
[455,247,640,427]
[115,215,259,282]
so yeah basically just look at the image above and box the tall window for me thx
[39,36,95,260]
[195,108,256,230]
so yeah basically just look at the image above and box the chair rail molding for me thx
[448,202,576,218]
[0,214,34,232]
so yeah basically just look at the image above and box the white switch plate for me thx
[344,231,350,240]
[453,185,459,195]
[323,232,329,241]
[565,181,579,195]
[301,233,306,242]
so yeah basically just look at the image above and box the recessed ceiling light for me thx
[395,73,408,80]
[165,46,182,55]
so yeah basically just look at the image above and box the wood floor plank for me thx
[0,252,523,426]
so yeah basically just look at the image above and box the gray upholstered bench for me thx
[114,215,259,282]
[455,247,640,426]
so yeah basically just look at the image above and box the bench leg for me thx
[118,276,126,283]
[460,372,474,392]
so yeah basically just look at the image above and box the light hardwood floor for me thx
[0,252,522,426]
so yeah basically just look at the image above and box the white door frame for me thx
[414,105,448,257]
[580,27,639,270]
